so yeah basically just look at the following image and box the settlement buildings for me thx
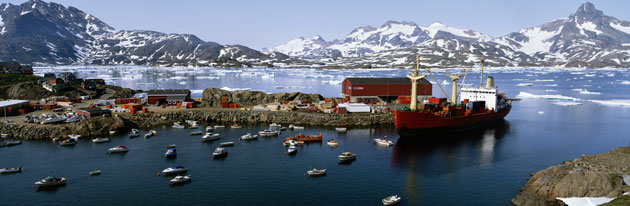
[146,90,193,106]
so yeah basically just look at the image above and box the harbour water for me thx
[2,66,630,205]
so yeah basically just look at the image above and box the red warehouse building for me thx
[341,77,432,103]
[146,90,192,106]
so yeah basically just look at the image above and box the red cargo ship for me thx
[393,57,512,137]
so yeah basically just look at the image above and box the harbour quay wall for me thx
[0,110,393,140]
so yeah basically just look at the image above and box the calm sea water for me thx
[1,66,630,205]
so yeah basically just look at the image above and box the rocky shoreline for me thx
[0,109,393,141]
[511,147,630,205]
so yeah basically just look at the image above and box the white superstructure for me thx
[460,87,498,111]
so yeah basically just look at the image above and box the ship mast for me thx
[407,55,426,111]
[445,74,464,104]
[479,58,485,88]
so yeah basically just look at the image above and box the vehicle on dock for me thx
[59,139,77,146]
[162,165,187,175]
[0,167,21,174]
[338,152,357,162]
[108,145,129,153]
[169,175,191,186]
[35,176,66,187]
[212,147,228,157]
[92,137,111,143]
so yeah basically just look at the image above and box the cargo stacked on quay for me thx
[393,57,513,137]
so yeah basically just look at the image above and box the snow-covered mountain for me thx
[0,0,294,66]
[272,2,630,68]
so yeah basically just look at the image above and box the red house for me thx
[146,90,192,106]
[341,77,432,103]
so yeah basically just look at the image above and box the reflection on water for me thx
[391,121,510,202]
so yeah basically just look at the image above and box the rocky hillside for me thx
[0,0,297,67]
[271,2,630,68]
[201,88,323,107]
[511,147,630,205]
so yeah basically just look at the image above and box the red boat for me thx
[393,57,512,137]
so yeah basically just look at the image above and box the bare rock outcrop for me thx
[201,88,323,107]
[511,147,630,205]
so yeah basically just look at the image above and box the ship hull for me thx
[394,105,511,137]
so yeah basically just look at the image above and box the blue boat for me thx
[165,148,176,158]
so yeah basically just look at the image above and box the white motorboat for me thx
[230,124,242,129]
[327,139,338,147]
[205,127,214,133]
[189,122,199,129]
[109,130,117,135]
[129,129,140,137]
[373,138,393,146]
[306,168,326,176]
[213,125,225,129]
[258,129,279,137]
[172,122,185,129]
[59,139,77,146]
[169,175,191,186]
[338,152,357,161]
[382,195,401,205]
[240,133,258,140]
[89,170,101,176]
[200,133,220,142]
[144,130,157,138]
[0,167,21,174]
[269,123,281,128]
[35,176,66,187]
[92,137,111,143]
[212,147,228,157]
[0,134,7,138]
[162,165,187,175]
[335,127,347,132]
[283,139,297,147]
[68,134,82,140]
[287,145,297,155]
[107,145,129,153]
[293,126,304,130]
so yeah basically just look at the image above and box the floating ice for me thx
[169,76,187,80]
[545,84,558,87]
[621,81,630,85]
[553,102,583,106]
[195,76,220,80]
[545,89,557,92]
[556,197,614,206]
[516,92,580,101]
[220,86,250,91]
[537,111,545,115]
[590,99,630,107]
[571,89,601,95]
[190,89,204,94]
[535,79,555,82]
[517,83,533,87]
[322,80,343,85]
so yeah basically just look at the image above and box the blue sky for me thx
[5,0,630,49]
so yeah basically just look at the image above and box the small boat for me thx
[167,144,176,148]
[1,133,8,138]
[5,140,22,146]
[165,148,177,158]
[240,133,258,140]
[107,145,129,153]
[40,116,67,124]
[293,126,305,130]
[89,170,101,176]
[327,140,338,147]
[144,130,157,138]
[68,134,82,140]
[335,127,347,132]
[59,139,77,146]
[373,138,394,146]
[162,165,187,175]
[258,129,279,137]
[189,131,203,136]
[65,115,82,123]
[0,167,21,174]
[230,124,242,129]
[284,133,323,143]
[212,147,228,157]
[220,142,234,147]
[92,137,111,143]
[295,141,304,145]
[205,127,214,133]
[382,195,401,205]
[287,145,297,155]
[213,125,225,129]
[269,123,281,128]
[169,175,191,186]
[283,140,297,147]
[200,133,220,142]
[279,127,287,131]
[109,130,117,135]
[35,176,66,187]
[306,168,326,176]
[338,152,357,161]
[129,129,140,137]
[172,122,185,129]
[189,122,199,129]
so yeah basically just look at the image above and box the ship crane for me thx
[444,74,464,105]
[407,55,427,111]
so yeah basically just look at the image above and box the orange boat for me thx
[284,132,322,143]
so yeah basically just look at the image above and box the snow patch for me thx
[610,22,630,34]
[516,92,580,101]
[220,86,250,92]
[590,99,630,107]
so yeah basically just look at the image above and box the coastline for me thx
[0,108,393,141]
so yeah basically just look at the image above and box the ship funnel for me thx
[486,76,494,89]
